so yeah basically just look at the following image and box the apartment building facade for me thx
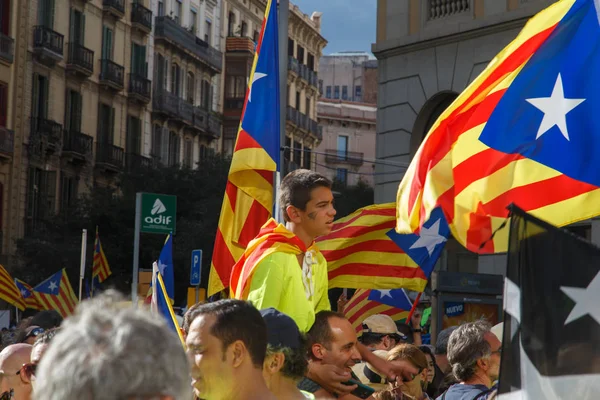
[0,0,223,258]
[220,0,326,173]
[319,51,378,104]
[373,0,567,275]
[315,99,376,187]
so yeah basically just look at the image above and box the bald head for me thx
[0,344,32,372]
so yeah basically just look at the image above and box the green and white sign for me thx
[140,193,177,234]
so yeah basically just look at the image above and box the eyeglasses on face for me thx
[26,328,44,339]
[16,363,37,380]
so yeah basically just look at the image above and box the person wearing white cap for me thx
[359,315,409,352]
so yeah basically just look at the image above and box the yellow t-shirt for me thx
[246,250,331,332]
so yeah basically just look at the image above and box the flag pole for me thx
[406,292,422,324]
[78,229,87,302]
[275,0,289,223]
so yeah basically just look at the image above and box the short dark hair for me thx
[188,300,267,368]
[306,311,345,354]
[435,326,458,355]
[395,323,414,344]
[279,169,332,222]
[359,332,386,346]
[266,337,308,380]
[182,302,204,334]
[33,327,60,347]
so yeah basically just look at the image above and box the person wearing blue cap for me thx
[261,308,315,400]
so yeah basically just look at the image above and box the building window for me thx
[60,173,77,212]
[337,135,348,158]
[228,12,235,36]
[305,97,310,117]
[205,19,212,44]
[187,72,195,104]
[253,30,259,43]
[199,144,207,162]
[241,21,248,37]
[26,168,56,234]
[190,8,197,35]
[173,0,182,25]
[0,82,7,127]
[288,38,294,57]
[336,168,348,186]
[334,86,340,99]
[355,85,362,101]
[38,0,55,28]
[201,80,211,110]
[101,26,113,60]
[69,8,85,45]
[295,92,300,111]
[171,63,181,97]
[65,89,82,133]
[319,80,323,95]
[97,103,114,144]
[158,1,164,16]
[303,148,312,169]
[226,74,246,99]
[326,86,331,99]
[184,139,193,168]
[297,46,305,64]
[152,124,163,159]
[293,140,302,167]
[168,131,180,167]
[131,43,147,77]
[307,53,315,70]
[127,115,142,155]
[342,86,348,100]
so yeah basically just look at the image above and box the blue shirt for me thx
[436,384,495,400]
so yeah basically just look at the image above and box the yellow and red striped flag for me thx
[92,227,112,283]
[0,265,25,310]
[14,278,43,310]
[33,269,78,317]
[344,289,410,334]
[208,0,280,296]
[396,0,600,253]
[317,203,429,292]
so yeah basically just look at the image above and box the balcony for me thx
[30,117,62,154]
[309,119,320,137]
[96,142,124,172]
[298,64,318,88]
[193,106,208,131]
[131,3,152,34]
[100,59,124,91]
[128,73,151,103]
[224,97,244,111]
[103,0,125,19]
[67,43,94,77]
[325,149,364,166]
[126,153,156,171]
[225,36,255,54]
[288,56,299,75]
[427,0,470,20]
[208,114,222,139]
[153,91,193,124]
[154,16,222,73]
[286,106,300,126]
[0,128,14,158]
[0,32,14,64]
[62,131,93,162]
[33,26,63,64]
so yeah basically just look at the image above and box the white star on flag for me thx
[525,73,585,141]
[20,289,28,297]
[248,72,267,102]
[561,270,600,326]
[378,290,392,299]
[157,260,168,276]
[409,219,447,256]
[48,281,58,292]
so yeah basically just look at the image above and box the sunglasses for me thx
[26,327,44,339]
[0,389,13,400]
[16,363,37,380]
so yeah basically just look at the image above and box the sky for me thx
[292,0,377,55]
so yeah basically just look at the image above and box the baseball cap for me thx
[362,315,407,340]
[351,349,389,390]
[260,308,302,350]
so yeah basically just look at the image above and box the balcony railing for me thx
[131,3,153,32]
[63,131,93,156]
[96,142,124,169]
[0,32,14,63]
[67,43,94,76]
[427,0,471,20]
[224,98,244,110]
[288,56,299,75]
[193,106,208,130]
[128,73,151,102]
[126,152,156,171]
[317,125,323,141]
[309,119,319,136]
[153,91,193,123]
[225,36,255,54]
[33,26,64,59]
[208,114,222,138]
[100,59,124,89]
[325,149,364,166]
[103,0,125,17]
[286,106,300,126]
[154,16,223,72]
[30,117,62,147]
[0,127,14,155]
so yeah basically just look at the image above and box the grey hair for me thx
[447,320,492,382]
[33,290,192,400]
[435,326,458,355]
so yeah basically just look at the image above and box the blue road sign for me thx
[190,249,202,286]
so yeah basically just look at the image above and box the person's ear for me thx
[476,357,489,372]
[286,205,302,223]
[265,353,285,374]
[311,343,326,361]
[230,340,246,368]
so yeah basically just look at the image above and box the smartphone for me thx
[342,379,376,399]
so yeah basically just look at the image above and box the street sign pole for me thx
[191,249,202,304]
[132,193,142,307]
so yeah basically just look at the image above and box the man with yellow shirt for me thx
[230,169,418,394]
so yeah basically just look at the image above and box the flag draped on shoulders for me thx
[15,279,43,310]
[33,269,78,317]
[209,0,280,296]
[317,203,448,293]
[344,289,411,334]
[230,219,308,299]
[0,265,25,311]
[92,227,112,284]
[396,0,600,253]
